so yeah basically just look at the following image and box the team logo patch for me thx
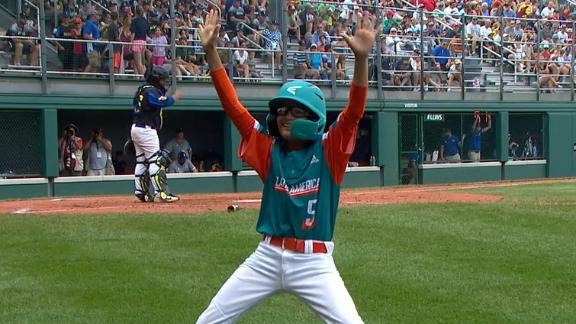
[287,86,302,95]
[310,155,320,164]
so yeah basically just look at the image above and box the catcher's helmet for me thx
[145,65,170,84]
[267,81,326,141]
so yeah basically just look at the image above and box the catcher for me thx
[130,65,182,202]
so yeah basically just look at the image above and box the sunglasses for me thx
[276,105,311,118]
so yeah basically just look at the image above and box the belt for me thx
[133,123,155,130]
[264,235,328,254]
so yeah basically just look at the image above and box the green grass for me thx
[1,182,576,323]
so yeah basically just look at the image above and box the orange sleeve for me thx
[238,124,273,181]
[322,83,368,185]
[210,67,256,138]
[210,67,272,180]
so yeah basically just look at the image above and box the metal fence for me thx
[1,3,575,100]
[0,110,42,177]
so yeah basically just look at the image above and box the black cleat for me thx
[135,193,154,202]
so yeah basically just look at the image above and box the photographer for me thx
[84,128,113,176]
[58,124,84,176]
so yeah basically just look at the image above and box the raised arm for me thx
[200,10,224,71]
[323,14,377,185]
[471,117,478,132]
[483,113,492,133]
[201,10,273,178]
[336,14,375,125]
[200,9,254,138]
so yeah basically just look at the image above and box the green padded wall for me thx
[546,113,575,178]
[504,163,547,180]
[419,164,501,184]
[375,112,399,186]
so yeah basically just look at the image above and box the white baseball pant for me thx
[468,151,481,162]
[196,240,363,324]
[130,124,161,195]
[131,124,159,160]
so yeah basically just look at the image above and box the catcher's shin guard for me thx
[135,174,153,202]
[148,151,177,202]
[134,154,153,202]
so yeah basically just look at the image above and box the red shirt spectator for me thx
[411,0,436,12]
[539,47,551,61]
[71,18,83,56]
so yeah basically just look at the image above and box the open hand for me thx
[172,89,183,101]
[199,9,221,51]
[341,13,379,59]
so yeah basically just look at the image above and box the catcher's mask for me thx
[267,80,326,141]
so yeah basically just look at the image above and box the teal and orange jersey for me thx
[211,68,367,242]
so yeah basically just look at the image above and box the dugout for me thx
[0,91,576,199]
[387,106,576,185]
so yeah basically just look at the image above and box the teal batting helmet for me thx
[267,81,326,141]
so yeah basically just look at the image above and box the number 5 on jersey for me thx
[301,199,317,230]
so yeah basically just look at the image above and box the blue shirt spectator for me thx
[468,132,482,151]
[82,15,100,40]
[262,23,282,50]
[321,53,332,69]
[503,4,516,17]
[312,25,331,45]
[441,128,461,162]
[431,42,451,69]
[466,116,492,161]
[82,12,100,52]
[307,49,322,70]
[443,135,460,156]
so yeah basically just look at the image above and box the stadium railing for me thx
[1,4,574,101]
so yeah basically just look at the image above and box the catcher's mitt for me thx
[123,139,136,157]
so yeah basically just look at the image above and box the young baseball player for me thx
[195,10,376,323]
[131,65,182,203]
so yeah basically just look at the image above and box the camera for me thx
[63,123,78,138]
[92,128,102,138]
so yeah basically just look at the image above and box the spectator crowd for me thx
[3,0,575,90]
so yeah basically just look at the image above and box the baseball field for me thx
[1,180,575,323]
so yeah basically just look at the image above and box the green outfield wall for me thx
[418,162,502,185]
[503,161,548,180]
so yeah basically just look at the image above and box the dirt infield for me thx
[1,178,574,215]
